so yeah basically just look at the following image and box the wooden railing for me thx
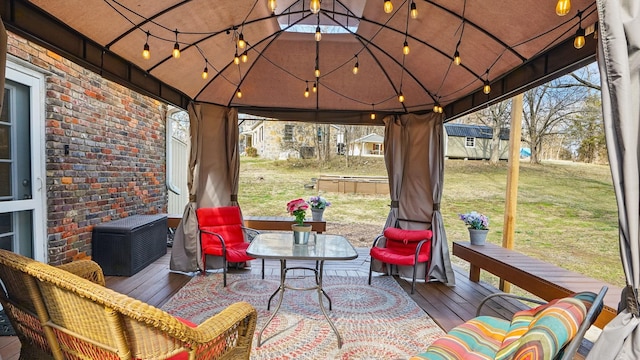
[453,241,621,329]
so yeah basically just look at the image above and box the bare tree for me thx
[522,79,586,164]
[472,101,512,164]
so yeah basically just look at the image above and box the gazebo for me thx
[0,0,638,357]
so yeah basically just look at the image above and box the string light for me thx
[556,0,571,16]
[352,56,359,75]
[410,1,418,19]
[310,0,321,14]
[304,81,310,98]
[384,0,393,14]
[172,30,180,58]
[268,0,277,14]
[483,80,491,94]
[433,103,443,113]
[574,27,585,49]
[234,51,240,65]
[315,66,321,78]
[574,11,585,49]
[454,50,461,65]
[237,33,246,49]
[398,91,405,103]
[313,82,317,92]
[403,40,410,55]
[315,26,322,42]
[371,104,376,120]
[142,31,150,60]
[236,88,243,98]
[241,51,248,63]
[202,62,209,80]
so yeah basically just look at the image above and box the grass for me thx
[238,156,624,288]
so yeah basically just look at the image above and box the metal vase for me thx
[468,229,488,245]
[291,224,312,245]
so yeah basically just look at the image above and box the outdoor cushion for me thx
[411,292,595,360]
[383,227,433,243]
[411,316,511,359]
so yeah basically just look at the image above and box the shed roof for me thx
[445,123,509,140]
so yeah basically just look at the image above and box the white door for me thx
[0,62,46,261]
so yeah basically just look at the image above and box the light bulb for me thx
[142,43,150,60]
[172,42,180,59]
[238,33,246,49]
[352,62,359,75]
[398,92,405,103]
[384,0,393,14]
[556,0,571,16]
[371,112,376,120]
[312,82,317,92]
[403,41,410,55]
[236,88,243,98]
[202,66,208,80]
[268,0,277,13]
[310,0,321,14]
[410,2,418,19]
[315,67,321,78]
[234,53,240,65]
[574,27,586,49]
[454,50,461,65]
[433,105,439,113]
[304,87,310,98]
[315,26,322,42]
[483,81,491,95]
[241,51,248,63]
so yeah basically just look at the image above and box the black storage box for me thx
[92,214,167,276]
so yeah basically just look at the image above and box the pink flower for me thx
[287,198,309,225]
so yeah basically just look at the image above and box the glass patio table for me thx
[246,232,358,349]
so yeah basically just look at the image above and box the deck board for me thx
[0,246,598,359]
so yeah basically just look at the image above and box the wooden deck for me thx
[0,247,595,359]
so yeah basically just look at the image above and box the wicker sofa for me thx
[0,249,257,360]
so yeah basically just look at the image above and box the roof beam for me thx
[445,33,597,121]
[1,0,191,109]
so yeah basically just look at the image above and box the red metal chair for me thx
[368,227,433,294]
[196,206,261,286]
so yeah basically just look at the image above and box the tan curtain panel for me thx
[587,1,640,359]
[170,103,240,273]
[380,113,455,286]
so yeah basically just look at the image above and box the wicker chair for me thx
[0,249,257,360]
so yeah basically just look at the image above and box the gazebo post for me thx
[500,93,524,292]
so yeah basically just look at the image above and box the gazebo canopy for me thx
[1,0,597,123]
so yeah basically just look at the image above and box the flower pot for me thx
[468,229,488,245]
[292,224,312,244]
[311,208,324,221]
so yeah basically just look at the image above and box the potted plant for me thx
[287,198,311,244]
[459,211,489,245]
[308,196,331,221]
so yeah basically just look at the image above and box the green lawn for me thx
[238,157,623,288]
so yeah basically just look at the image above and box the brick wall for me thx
[7,33,168,264]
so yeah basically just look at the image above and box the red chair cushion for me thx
[196,206,242,227]
[383,227,432,242]
[370,246,431,265]
[196,207,254,262]
[370,228,433,266]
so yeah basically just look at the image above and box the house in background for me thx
[444,123,510,160]
[349,133,384,156]
[239,117,344,160]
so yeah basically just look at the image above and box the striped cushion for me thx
[410,292,596,360]
[495,292,595,360]
[410,316,510,360]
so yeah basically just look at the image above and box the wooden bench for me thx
[166,214,326,234]
[453,241,621,329]
[243,216,326,233]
